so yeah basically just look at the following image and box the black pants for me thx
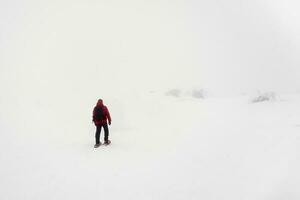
[95,123,109,144]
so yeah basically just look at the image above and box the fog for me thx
[1,0,300,94]
[1,0,300,124]
[1,1,300,198]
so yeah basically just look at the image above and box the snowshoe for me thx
[94,143,101,148]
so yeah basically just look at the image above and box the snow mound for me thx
[165,89,182,97]
[251,92,277,103]
[165,88,207,99]
[191,89,206,99]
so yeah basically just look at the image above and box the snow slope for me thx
[1,91,300,200]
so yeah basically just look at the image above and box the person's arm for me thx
[106,107,112,125]
[92,107,96,122]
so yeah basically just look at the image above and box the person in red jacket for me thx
[92,99,112,147]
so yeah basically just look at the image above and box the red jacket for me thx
[93,105,111,126]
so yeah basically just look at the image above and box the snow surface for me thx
[1,91,300,200]
[1,0,300,199]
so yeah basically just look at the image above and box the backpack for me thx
[94,106,105,121]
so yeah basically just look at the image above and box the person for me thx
[92,99,112,147]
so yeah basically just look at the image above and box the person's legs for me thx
[95,125,102,144]
[103,123,109,143]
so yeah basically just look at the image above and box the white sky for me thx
[1,0,300,100]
